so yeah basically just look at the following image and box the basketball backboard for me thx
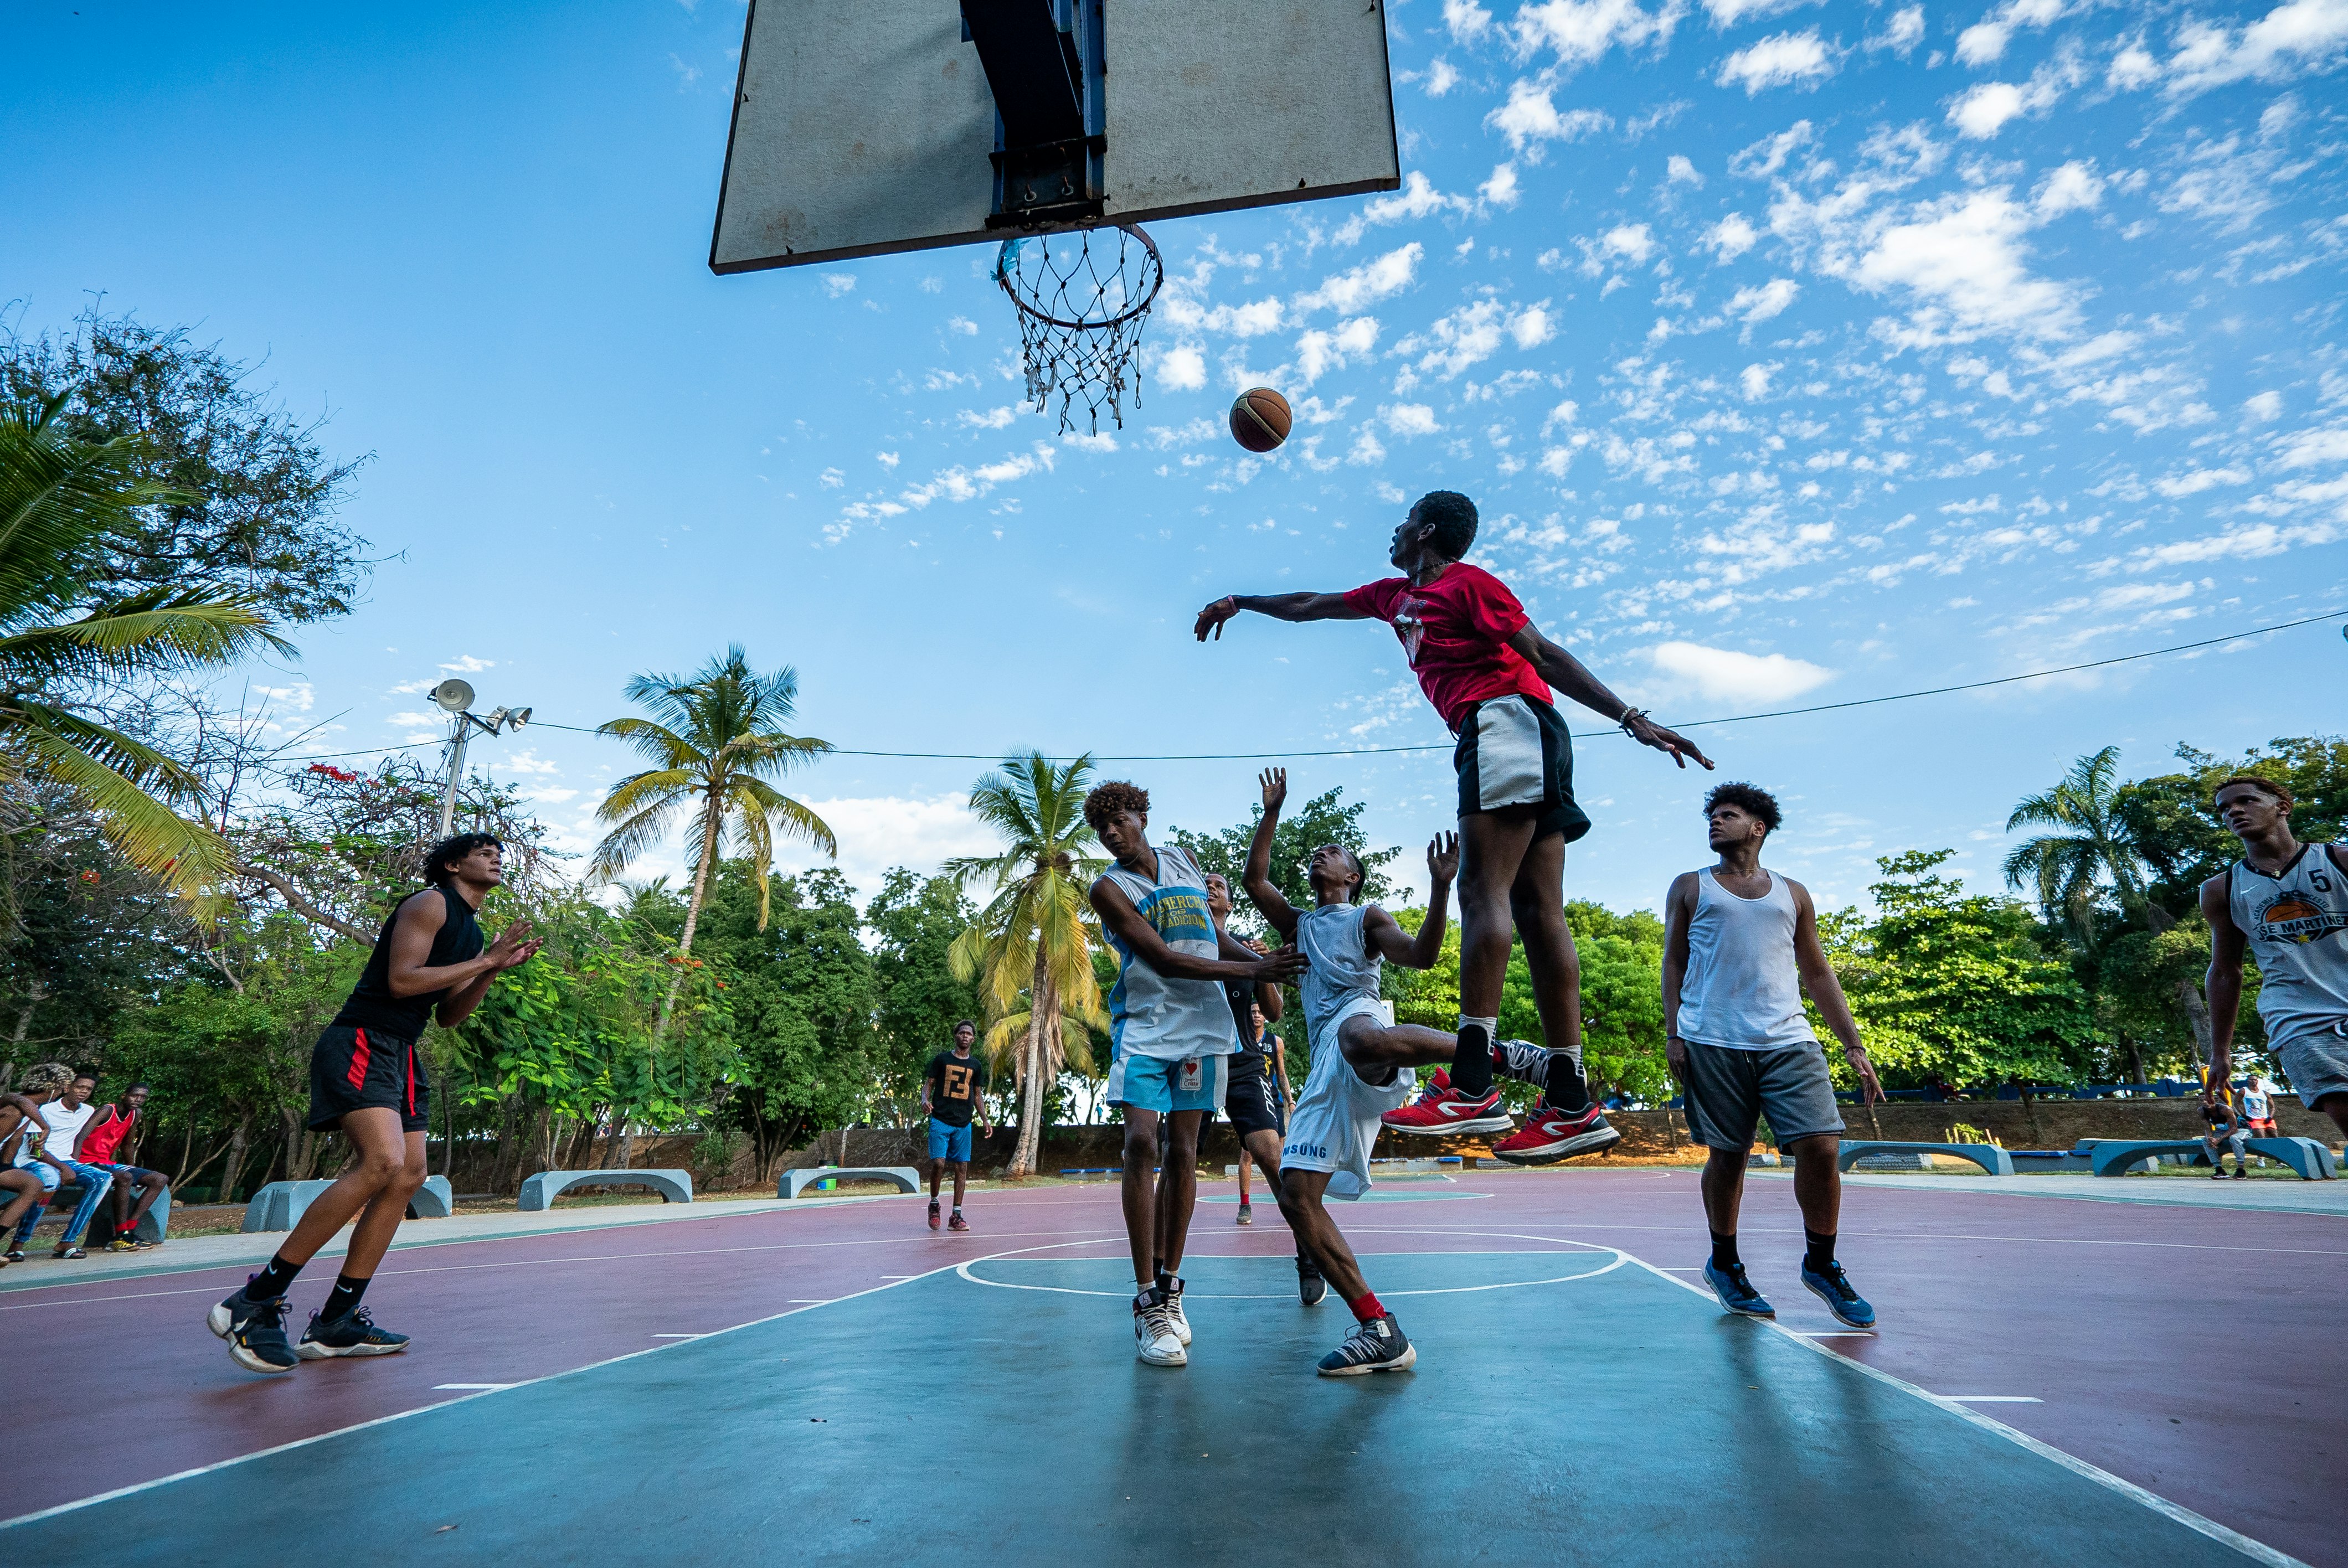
[709,0,1401,274]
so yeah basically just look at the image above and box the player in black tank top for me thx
[209,832,542,1376]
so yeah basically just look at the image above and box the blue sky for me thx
[6,0,2345,916]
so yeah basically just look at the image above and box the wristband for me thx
[1618,707,1648,736]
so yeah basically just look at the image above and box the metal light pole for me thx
[428,678,533,836]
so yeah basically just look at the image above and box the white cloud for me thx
[1726,276,1800,326]
[1844,188,2087,344]
[2244,390,2285,422]
[1649,641,1835,702]
[1481,162,1522,206]
[2153,466,2252,497]
[1955,0,2068,66]
[1443,0,1494,43]
[1868,4,1925,54]
[2109,40,2162,89]
[2275,422,2348,467]
[1510,0,1685,67]
[2122,520,2341,569]
[1487,80,1614,155]
[440,654,495,673]
[388,710,444,729]
[2162,0,2348,97]
[1702,0,1822,24]
[1295,317,1381,384]
[504,749,562,776]
[2033,159,2103,219]
[1666,154,1703,185]
[1512,305,1556,348]
[1739,362,1777,399]
[821,273,857,298]
[1295,244,1423,314]
[946,316,979,336]
[958,406,1019,430]
[1156,343,1207,391]
[769,794,1001,901]
[1335,171,1472,243]
[1698,212,1759,261]
[1729,120,1814,178]
[1717,30,1840,94]
[1383,403,1443,436]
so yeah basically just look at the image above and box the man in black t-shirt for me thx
[921,1022,995,1231]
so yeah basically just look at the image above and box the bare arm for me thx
[2202,873,2246,1084]
[1273,1039,1294,1107]
[1240,768,1302,940]
[1790,880,1882,1105]
[1661,874,1697,1085]
[1195,592,1369,641]
[381,890,542,1028]
[1089,879,1309,987]
[1362,832,1458,969]
[1505,622,1714,771]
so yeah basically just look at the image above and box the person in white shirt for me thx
[9,1072,114,1261]
[1662,785,1884,1329]
[2238,1074,2279,1137]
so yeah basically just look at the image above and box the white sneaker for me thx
[1162,1278,1193,1347]
[1134,1290,1187,1367]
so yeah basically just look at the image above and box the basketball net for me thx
[995,224,1163,436]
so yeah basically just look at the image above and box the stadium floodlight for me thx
[433,687,534,836]
[431,678,475,713]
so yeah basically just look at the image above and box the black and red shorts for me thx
[308,1024,431,1133]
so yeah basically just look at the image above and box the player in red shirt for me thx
[1196,490,1712,1160]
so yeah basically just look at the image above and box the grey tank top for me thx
[2229,844,2348,1049]
[1296,903,1382,1042]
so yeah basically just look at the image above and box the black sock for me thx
[1451,1022,1495,1096]
[245,1254,303,1302]
[1157,1268,1178,1296]
[321,1273,370,1321]
[1544,1051,1592,1113]
[1709,1230,1740,1270]
[1803,1229,1836,1273]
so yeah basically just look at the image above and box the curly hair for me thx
[1410,490,1480,559]
[2212,774,2293,809]
[1704,781,1783,835]
[1083,780,1151,833]
[16,1062,73,1096]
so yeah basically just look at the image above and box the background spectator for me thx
[2201,1094,2250,1180]
[11,1070,116,1260]
[79,1084,167,1250]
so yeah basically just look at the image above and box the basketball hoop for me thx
[995,224,1163,436]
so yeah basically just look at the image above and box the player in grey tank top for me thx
[1242,768,1478,1376]
[2203,775,2348,1137]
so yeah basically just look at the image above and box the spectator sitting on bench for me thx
[13,1071,117,1260]
[78,1083,168,1251]
[2201,1093,2251,1180]
[2239,1072,2279,1138]
[1,1093,71,1267]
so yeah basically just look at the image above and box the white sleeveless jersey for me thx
[1296,903,1382,1043]
[1673,868,1816,1051]
[2228,843,2348,1050]
[1099,845,1237,1062]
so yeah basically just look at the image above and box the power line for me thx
[263,607,2344,769]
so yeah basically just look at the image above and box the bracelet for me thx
[1618,707,1648,736]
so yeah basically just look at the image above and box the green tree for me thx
[590,646,836,1038]
[867,868,986,1123]
[946,753,1108,1177]
[1167,784,1399,940]
[1,392,289,906]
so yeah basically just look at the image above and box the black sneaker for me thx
[1297,1252,1327,1308]
[208,1282,299,1374]
[1317,1313,1416,1376]
[297,1306,411,1359]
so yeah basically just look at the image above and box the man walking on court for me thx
[1662,783,1883,1328]
[1088,781,1305,1368]
[2202,775,2348,1145]
[1244,768,1461,1375]
[1202,871,1325,1307]
[1197,489,1712,1163]
[208,833,540,1374]
[921,1022,993,1231]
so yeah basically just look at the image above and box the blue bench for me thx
[779,1165,920,1199]
[2248,1137,2337,1179]
[242,1175,454,1232]
[2085,1140,2216,1177]
[518,1168,692,1211]
[1834,1141,2016,1177]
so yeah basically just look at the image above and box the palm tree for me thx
[1,392,287,914]
[945,752,1110,1178]
[2005,745,2212,1065]
[589,646,837,1041]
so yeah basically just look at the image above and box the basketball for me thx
[1229,386,1292,453]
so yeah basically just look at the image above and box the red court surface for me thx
[3,1169,2337,1565]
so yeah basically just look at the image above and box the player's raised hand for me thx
[1259,766,1287,813]
[489,921,541,969]
[1194,596,1240,641]
[1427,831,1459,885]
[1626,712,1716,771]
[1250,943,1309,984]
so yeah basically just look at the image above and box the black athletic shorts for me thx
[308,1023,431,1133]
[1453,693,1591,843]
[1225,1060,1287,1139]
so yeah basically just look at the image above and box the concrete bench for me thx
[780,1165,920,1199]
[2247,1137,2336,1179]
[1835,1141,2016,1177]
[2086,1140,2216,1178]
[33,1179,172,1245]
[519,1168,691,1211]
[242,1175,454,1232]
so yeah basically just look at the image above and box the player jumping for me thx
[1197,489,1712,1163]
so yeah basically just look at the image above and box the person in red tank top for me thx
[1196,490,1713,1163]
[80,1085,172,1250]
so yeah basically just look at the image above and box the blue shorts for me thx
[926,1118,973,1163]
[1106,1053,1228,1116]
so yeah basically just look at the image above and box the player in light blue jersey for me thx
[1088,780,1306,1368]
[1242,768,1462,1376]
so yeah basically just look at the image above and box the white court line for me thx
[1790,1330,1877,1338]
[1620,1254,2305,1567]
[1945,1396,2043,1404]
[433,1384,513,1391]
[786,1299,829,1305]
[651,1333,705,1339]
[953,1231,1629,1299]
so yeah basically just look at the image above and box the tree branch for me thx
[239,859,373,942]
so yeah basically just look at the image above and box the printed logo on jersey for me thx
[2254,894,2348,946]
[1284,1138,1329,1161]
[1142,888,1216,947]
[1392,594,1429,666]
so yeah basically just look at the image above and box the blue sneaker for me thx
[1801,1261,1876,1328]
[1703,1259,1774,1318]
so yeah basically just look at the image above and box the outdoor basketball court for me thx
[3,1169,2334,1565]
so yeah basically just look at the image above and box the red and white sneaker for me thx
[1492,1101,1623,1164]
[1381,1070,1515,1137]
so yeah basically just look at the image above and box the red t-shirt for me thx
[1343,563,1551,730]
[76,1103,135,1164]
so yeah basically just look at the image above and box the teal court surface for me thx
[2,1170,2332,1565]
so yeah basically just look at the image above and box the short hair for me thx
[1704,781,1783,835]
[952,1019,977,1035]
[1083,781,1151,833]
[69,1072,95,1087]
[1337,845,1367,904]
[423,832,503,887]
[1410,491,1479,559]
[2213,775,2292,809]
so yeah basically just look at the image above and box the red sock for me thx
[1347,1291,1385,1323]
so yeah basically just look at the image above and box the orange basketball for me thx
[1229,386,1292,453]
